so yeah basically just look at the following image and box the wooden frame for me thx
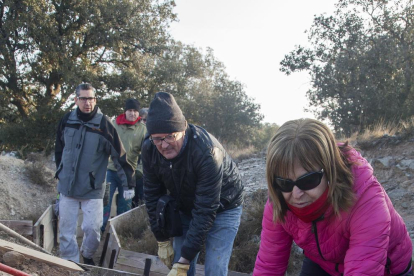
[100,206,250,276]
[33,205,55,252]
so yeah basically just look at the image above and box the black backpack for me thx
[156,195,183,238]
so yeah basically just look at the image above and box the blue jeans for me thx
[101,170,131,232]
[173,206,242,276]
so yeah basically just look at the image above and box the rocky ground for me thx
[0,134,413,275]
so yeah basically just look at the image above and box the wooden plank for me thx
[102,224,121,268]
[99,232,111,266]
[33,205,55,252]
[108,204,146,231]
[79,263,141,275]
[110,190,119,218]
[0,220,33,236]
[115,262,165,276]
[115,250,250,276]
[107,205,250,276]
[115,249,170,275]
[114,262,164,276]
[115,249,207,276]
[0,238,83,272]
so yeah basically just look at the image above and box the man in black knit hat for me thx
[55,83,135,265]
[142,92,244,276]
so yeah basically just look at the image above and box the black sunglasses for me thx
[272,169,324,193]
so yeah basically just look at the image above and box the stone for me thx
[377,157,393,167]
[400,180,413,189]
[400,159,414,170]
[3,251,25,266]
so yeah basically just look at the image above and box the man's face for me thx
[151,131,185,159]
[125,109,139,122]
[75,89,96,113]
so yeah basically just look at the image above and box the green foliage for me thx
[280,0,414,136]
[251,123,279,150]
[0,1,264,151]
[0,107,65,154]
[163,46,264,146]
[0,0,176,117]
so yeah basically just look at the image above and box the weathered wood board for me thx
[114,249,171,275]
[102,224,122,268]
[33,205,55,252]
[0,238,84,272]
[0,220,33,236]
[104,206,251,275]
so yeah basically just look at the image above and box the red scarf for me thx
[116,114,140,125]
[286,187,330,223]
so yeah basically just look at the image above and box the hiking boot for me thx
[83,256,95,266]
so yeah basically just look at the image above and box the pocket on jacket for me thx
[89,172,96,189]
[63,128,76,150]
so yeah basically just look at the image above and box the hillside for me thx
[0,134,413,275]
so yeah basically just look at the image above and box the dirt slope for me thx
[0,154,57,221]
[0,135,413,275]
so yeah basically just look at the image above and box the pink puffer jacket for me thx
[253,148,412,276]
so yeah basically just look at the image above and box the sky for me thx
[169,0,337,126]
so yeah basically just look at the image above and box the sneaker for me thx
[83,256,95,266]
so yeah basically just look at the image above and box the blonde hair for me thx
[266,118,355,222]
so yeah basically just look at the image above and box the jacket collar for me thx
[68,107,103,126]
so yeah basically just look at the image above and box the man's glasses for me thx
[150,133,180,146]
[272,169,324,193]
[77,97,96,103]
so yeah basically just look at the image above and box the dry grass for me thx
[338,117,414,147]
[228,188,268,273]
[224,144,257,162]
[357,120,402,143]
[115,207,158,255]
[23,153,55,187]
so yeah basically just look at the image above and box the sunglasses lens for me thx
[273,170,323,192]
[296,172,323,191]
[274,179,294,192]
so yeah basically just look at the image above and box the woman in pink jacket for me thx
[253,118,412,276]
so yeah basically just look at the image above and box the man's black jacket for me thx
[142,124,244,261]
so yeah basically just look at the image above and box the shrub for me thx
[116,207,158,255]
[229,188,268,272]
[224,144,257,162]
[23,153,55,187]
[0,107,65,155]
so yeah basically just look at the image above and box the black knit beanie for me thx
[125,98,140,111]
[146,92,186,135]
